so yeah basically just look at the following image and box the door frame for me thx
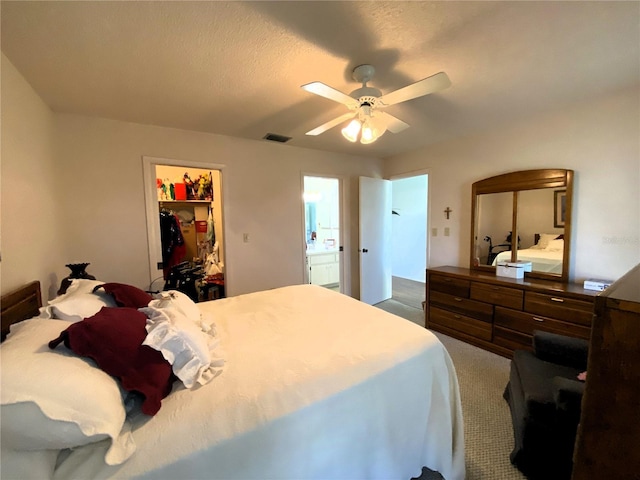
[389,168,431,275]
[300,173,347,295]
[142,156,227,290]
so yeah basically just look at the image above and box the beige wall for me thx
[1,54,64,300]
[51,115,381,297]
[384,85,640,282]
[4,50,637,300]
[2,54,383,299]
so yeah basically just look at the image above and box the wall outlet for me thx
[444,227,450,237]
[243,233,249,243]
[431,228,438,237]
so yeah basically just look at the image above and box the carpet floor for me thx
[374,299,527,480]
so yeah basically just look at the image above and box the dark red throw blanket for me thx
[49,307,175,415]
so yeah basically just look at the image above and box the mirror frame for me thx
[470,169,573,282]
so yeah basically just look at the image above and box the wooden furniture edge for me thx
[1,281,42,341]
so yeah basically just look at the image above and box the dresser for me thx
[425,266,599,357]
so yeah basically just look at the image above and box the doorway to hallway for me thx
[390,174,428,310]
[358,173,429,307]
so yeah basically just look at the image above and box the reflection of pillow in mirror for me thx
[546,239,564,252]
[534,233,561,249]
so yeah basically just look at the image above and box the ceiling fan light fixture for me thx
[360,115,385,144]
[302,65,451,143]
[360,121,376,144]
[341,119,361,143]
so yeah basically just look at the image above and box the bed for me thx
[1,280,465,480]
[492,233,564,274]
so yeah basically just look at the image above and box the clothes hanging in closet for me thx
[206,208,215,245]
[159,209,186,279]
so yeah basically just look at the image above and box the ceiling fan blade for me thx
[305,112,356,136]
[378,72,451,107]
[377,112,409,134]
[301,82,359,108]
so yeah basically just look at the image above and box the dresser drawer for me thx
[524,292,594,326]
[494,326,532,351]
[470,282,523,309]
[429,307,492,341]
[495,306,591,339]
[429,291,493,323]
[429,274,470,298]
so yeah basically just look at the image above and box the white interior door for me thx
[359,176,392,305]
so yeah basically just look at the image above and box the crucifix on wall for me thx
[444,207,452,219]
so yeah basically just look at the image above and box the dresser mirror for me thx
[470,169,573,282]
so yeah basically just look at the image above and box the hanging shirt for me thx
[159,210,186,278]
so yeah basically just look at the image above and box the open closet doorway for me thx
[303,176,342,293]
[142,157,226,299]
[390,174,428,310]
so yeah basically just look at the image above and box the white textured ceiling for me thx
[2,1,638,159]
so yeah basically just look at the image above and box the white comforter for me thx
[493,248,563,273]
[52,285,465,480]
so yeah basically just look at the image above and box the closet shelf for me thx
[159,200,212,205]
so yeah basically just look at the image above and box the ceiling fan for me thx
[301,64,451,144]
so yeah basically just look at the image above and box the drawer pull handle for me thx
[444,278,452,282]
[491,287,500,291]
[533,317,545,322]
[454,315,462,319]
[454,297,463,302]
[551,297,565,303]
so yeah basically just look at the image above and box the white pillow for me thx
[150,290,215,334]
[0,318,136,465]
[151,290,201,322]
[139,305,224,389]
[48,279,116,322]
[533,233,560,250]
[546,238,564,252]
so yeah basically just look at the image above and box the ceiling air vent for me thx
[263,133,292,143]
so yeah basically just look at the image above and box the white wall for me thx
[384,85,640,282]
[51,114,381,297]
[1,54,65,299]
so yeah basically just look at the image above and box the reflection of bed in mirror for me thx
[492,233,564,274]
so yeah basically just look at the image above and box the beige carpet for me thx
[374,299,526,480]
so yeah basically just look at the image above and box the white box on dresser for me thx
[496,261,532,279]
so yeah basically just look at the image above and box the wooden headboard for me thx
[1,281,42,341]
